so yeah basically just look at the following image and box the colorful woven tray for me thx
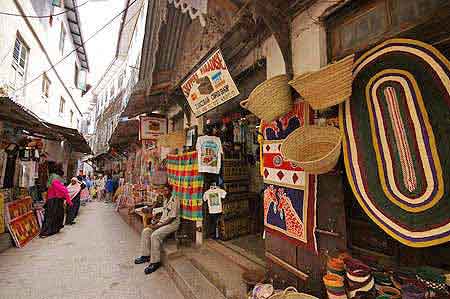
[341,39,450,247]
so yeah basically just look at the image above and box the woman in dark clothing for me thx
[66,177,82,225]
[40,169,72,238]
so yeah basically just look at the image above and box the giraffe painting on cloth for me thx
[261,101,318,252]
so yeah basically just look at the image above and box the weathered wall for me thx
[172,1,235,86]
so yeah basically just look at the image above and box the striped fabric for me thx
[167,152,204,220]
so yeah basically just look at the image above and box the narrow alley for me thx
[0,202,183,299]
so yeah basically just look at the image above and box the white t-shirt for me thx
[203,188,227,214]
[196,136,223,174]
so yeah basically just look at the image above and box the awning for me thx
[0,97,55,138]
[109,119,139,149]
[43,123,92,154]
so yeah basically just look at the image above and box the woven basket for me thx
[289,55,354,110]
[240,75,293,122]
[281,126,342,174]
[157,131,185,149]
[269,287,319,299]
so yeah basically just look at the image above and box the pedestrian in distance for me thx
[66,177,82,225]
[104,174,114,203]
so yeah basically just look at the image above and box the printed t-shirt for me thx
[203,188,227,214]
[196,136,223,174]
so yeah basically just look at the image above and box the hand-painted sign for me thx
[139,116,167,140]
[182,49,239,117]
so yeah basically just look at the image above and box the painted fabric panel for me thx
[342,38,450,247]
[167,151,204,220]
[261,102,318,252]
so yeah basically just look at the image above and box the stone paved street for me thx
[0,202,184,299]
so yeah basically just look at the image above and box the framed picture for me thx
[139,116,167,140]
[185,126,198,147]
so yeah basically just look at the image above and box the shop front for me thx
[0,97,91,251]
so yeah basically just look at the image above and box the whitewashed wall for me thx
[0,0,85,129]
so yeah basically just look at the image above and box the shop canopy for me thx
[109,118,139,150]
[43,123,91,154]
[0,97,91,154]
[0,97,54,138]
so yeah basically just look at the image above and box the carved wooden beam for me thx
[249,0,293,79]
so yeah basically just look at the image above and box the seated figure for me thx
[134,189,180,275]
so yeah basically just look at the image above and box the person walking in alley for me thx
[40,167,72,238]
[134,189,180,274]
[65,177,83,225]
[104,174,114,203]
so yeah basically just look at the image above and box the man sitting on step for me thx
[134,189,180,274]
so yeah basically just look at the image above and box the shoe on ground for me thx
[134,256,150,264]
[144,262,161,275]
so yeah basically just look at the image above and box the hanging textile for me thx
[342,38,450,247]
[167,151,204,221]
[261,101,318,252]
[167,0,207,27]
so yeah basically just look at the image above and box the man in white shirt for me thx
[134,192,180,274]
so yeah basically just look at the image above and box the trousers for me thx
[140,220,180,263]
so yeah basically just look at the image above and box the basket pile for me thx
[280,126,342,174]
[240,75,293,122]
[289,55,354,110]
[269,287,318,299]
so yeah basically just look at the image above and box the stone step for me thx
[166,255,227,299]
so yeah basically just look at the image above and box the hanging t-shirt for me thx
[203,188,227,214]
[196,136,223,174]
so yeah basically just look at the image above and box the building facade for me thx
[0,0,89,130]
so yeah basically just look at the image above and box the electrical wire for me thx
[13,0,140,94]
[0,0,90,18]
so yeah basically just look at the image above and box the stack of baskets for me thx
[324,274,348,299]
[240,75,293,122]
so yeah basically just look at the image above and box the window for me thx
[59,23,66,54]
[118,72,124,89]
[110,84,115,99]
[10,36,29,94]
[70,110,74,124]
[42,73,51,98]
[59,97,65,114]
[74,63,79,88]
[326,0,449,59]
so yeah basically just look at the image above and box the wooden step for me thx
[166,255,227,299]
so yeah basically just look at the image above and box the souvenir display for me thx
[342,39,450,247]
[8,211,40,248]
[261,102,318,252]
[5,196,33,222]
[167,151,204,220]
[196,135,223,174]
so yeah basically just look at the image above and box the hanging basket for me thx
[281,126,342,174]
[289,55,354,110]
[240,75,293,122]
[269,287,319,299]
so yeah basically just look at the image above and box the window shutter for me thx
[77,69,87,91]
